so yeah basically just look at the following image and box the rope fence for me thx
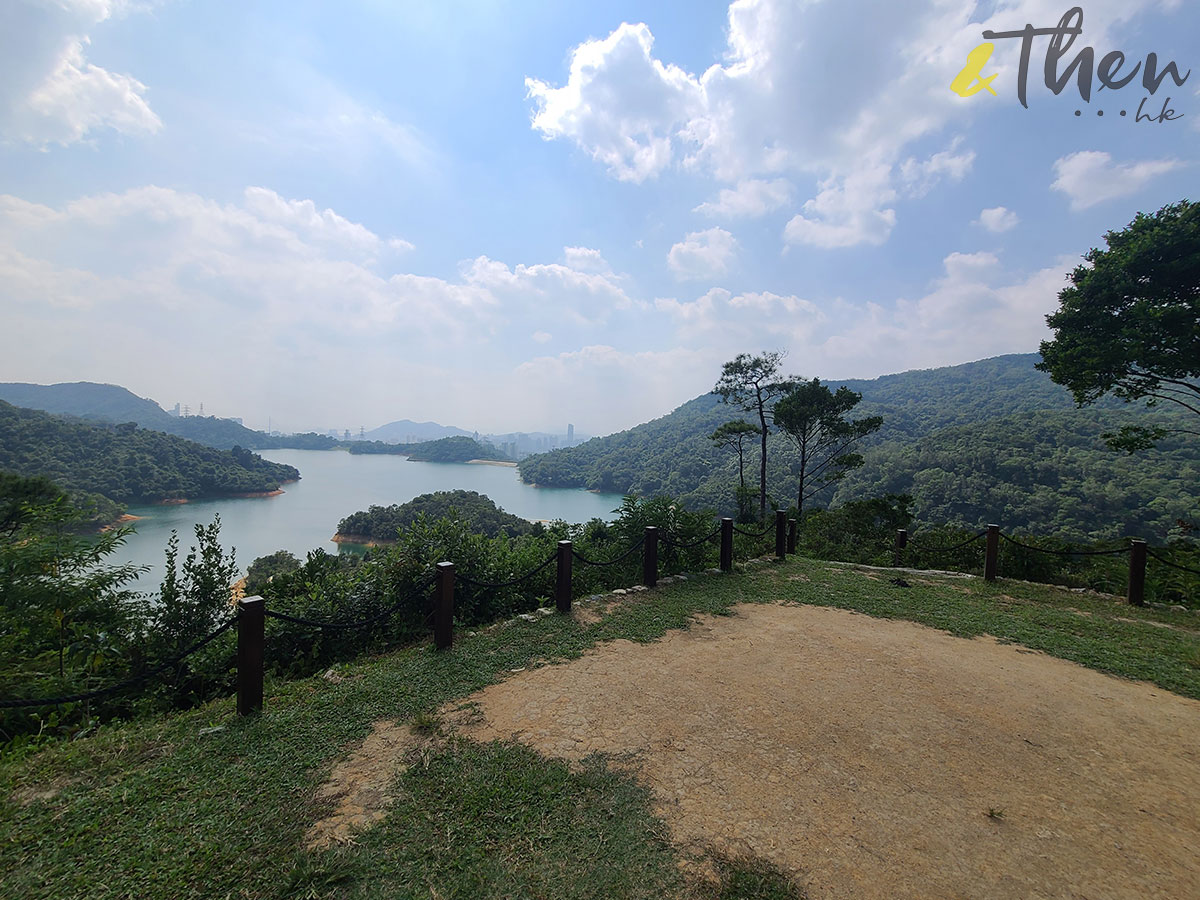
[1146,548,1200,578]
[455,551,558,590]
[9,512,1192,720]
[0,616,240,710]
[571,536,645,567]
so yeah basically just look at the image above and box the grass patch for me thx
[1,553,1194,898]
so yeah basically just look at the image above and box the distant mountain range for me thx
[0,382,337,451]
[363,419,473,443]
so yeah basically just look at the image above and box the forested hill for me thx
[349,436,510,463]
[0,400,300,514]
[0,382,336,451]
[517,354,1198,541]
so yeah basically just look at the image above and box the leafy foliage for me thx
[773,379,882,517]
[1038,199,1200,450]
[714,351,794,520]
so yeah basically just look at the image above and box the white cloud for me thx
[976,206,1020,232]
[667,227,738,280]
[525,22,703,183]
[512,345,713,434]
[694,179,792,218]
[812,251,1073,378]
[563,246,612,273]
[899,142,975,198]
[0,1,161,146]
[783,164,897,249]
[1050,151,1184,210]
[527,0,1176,245]
[531,331,552,343]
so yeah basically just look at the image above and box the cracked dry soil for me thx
[447,603,1200,899]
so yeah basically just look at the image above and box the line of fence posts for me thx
[894,525,1150,608]
[236,514,808,715]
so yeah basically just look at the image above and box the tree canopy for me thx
[773,379,882,517]
[714,352,794,521]
[1038,199,1200,451]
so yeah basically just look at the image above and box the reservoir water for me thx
[116,449,624,588]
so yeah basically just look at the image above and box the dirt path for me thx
[447,603,1200,900]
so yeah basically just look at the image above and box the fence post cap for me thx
[558,539,572,547]
[721,516,733,522]
[1130,538,1148,546]
[645,525,658,533]
[436,560,454,571]
[987,523,1000,530]
[238,595,264,610]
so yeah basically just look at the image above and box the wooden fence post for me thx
[984,524,1000,582]
[720,518,733,572]
[556,540,572,613]
[237,595,264,716]
[1128,540,1147,607]
[435,561,455,650]
[787,518,797,555]
[643,526,658,588]
[775,510,787,560]
[894,529,907,567]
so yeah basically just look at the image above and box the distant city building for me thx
[567,423,574,442]
[344,429,351,441]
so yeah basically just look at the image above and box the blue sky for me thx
[0,0,1196,436]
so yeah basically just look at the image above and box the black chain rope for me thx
[732,525,769,538]
[264,578,435,630]
[660,527,722,550]
[1146,548,1200,578]
[571,536,646,567]
[0,616,239,710]
[455,551,558,590]
[908,529,988,555]
[999,533,1130,557]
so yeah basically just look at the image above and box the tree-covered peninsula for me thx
[0,400,299,516]
[348,435,510,463]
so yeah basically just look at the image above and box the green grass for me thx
[3,554,1197,899]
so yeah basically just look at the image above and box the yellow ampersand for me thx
[951,42,998,97]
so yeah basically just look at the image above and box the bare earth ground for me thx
[441,603,1200,900]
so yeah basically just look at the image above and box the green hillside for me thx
[337,490,536,541]
[0,400,300,511]
[518,354,1198,540]
[0,382,336,451]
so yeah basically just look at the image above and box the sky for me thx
[0,0,1196,437]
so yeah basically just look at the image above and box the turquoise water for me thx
[116,449,623,587]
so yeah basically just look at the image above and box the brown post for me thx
[775,510,787,560]
[894,529,908,567]
[556,540,572,613]
[643,526,658,588]
[787,518,797,554]
[720,517,733,572]
[237,595,264,716]
[1128,540,1147,607]
[984,524,1000,582]
[435,561,454,650]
